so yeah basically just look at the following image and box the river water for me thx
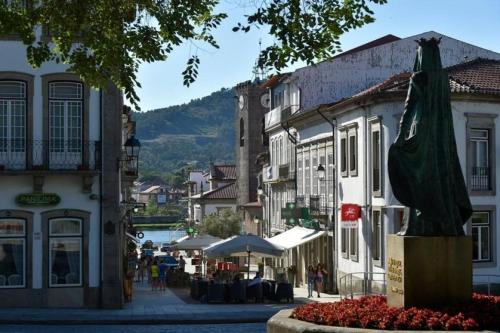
[139,229,187,246]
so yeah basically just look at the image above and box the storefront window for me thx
[0,218,25,288]
[49,218,82,287]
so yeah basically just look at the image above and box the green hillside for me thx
[134,88,236,179]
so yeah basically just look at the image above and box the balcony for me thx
[471,166,491,191]
[296,194,329,216]
[0,139,101,173]
[264,105,282,130]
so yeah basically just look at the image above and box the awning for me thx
[267,226,326,250]
[126,232,141,244]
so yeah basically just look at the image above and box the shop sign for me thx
[341,203,360,228]
[16,193,61,206]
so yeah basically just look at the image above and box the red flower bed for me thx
[292,294,500,331]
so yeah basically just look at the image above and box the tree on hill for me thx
[198,209,241,239]
[0,0,387,109]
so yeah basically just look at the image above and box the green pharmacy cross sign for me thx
[282,202,320,230]
[16,193,61,206]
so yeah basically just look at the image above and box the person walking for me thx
[150,258,159,291]
[158,259,168,292]
[137,257,146,283]
[315,263,327,298]
[307,265,316,298]
[178,255,186,272]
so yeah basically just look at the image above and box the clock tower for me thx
[235,80,268,233]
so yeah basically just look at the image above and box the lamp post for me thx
[317,163,338,293]
[118,134,141,174]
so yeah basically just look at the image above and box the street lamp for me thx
[118,135,141,173]
[317,164,325,180]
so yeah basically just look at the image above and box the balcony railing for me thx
[296,194,329,215]
[471,167,491,191]
[0,139,100,171]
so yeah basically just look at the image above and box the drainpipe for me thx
[362,104,372,294]
[98,89,103,307]
[316,108,338,294]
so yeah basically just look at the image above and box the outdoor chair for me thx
[246,283,263,303]
[51,273,58,285]
[275,283,294,303]
[229,282,246,303]
[207,283,225,303]
[262,281,275,301]
[0,275,6,286]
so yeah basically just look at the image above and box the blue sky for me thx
[135,0,500,111]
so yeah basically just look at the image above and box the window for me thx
[48,82,83,169]
[304,152,310,195]
[297,154,303,195]
[466,114,496,195]
[372,208,383,267]
[0,218,25,288]
[470,129,490,191]
[49,218,82,287]
[312,155,318,195]
[471,212,491,262]
[340,133,347,177]
[341,228,348,258]
[0,81,26,169]
[348,128,358,176]
[349,227,358,261]
[327,149,334,210]
[371,120,382,196]
[239,118,244,147]
[319,153,326,197]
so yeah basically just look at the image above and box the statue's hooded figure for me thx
[388,38,472,236]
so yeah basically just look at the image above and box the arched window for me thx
[239,118,245,147]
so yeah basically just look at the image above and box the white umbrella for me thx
[173,234,223,251]
[203,234,284,279]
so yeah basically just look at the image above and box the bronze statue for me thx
[388,38,472,236]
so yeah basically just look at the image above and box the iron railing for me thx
[471,166,491,191]
[297,194,330,215]
[339,272,500,299]
[0,139,100,171]
[339,272,387,299]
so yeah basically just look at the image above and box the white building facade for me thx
[262,31,500,293]
[0,28,129,307]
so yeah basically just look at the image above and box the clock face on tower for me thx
[238,95,246,110]
[260,93,270,108]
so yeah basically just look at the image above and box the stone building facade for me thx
[234,81,268,234]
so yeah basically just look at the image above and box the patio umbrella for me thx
[203,234,284,279]
[173,234,222,251]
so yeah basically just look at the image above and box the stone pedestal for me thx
[386,235,472,308]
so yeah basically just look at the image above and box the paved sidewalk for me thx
[0,281,340,324]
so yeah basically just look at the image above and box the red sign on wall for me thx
[341,204,361,226]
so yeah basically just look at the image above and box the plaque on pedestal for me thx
[386,234,472,308]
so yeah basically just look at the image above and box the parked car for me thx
[156,255,179,269]
[160,242,172,253]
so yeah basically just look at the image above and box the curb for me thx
[0,313,275,325]
[267,310,500,333]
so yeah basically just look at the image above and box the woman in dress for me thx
[315,263,327,298]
